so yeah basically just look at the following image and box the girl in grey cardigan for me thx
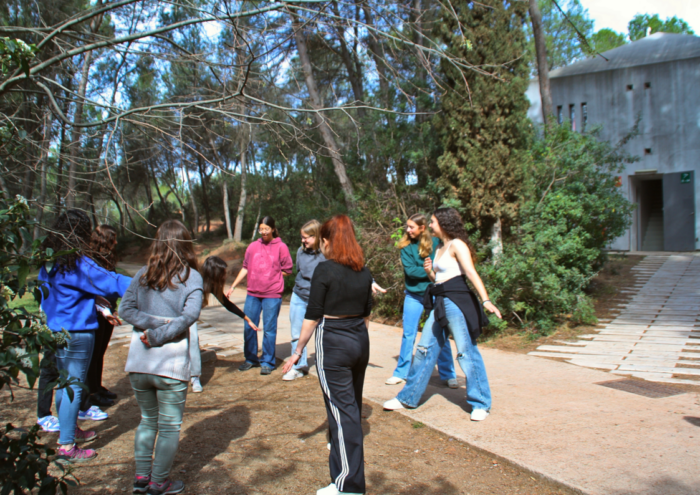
[120,220,202,495]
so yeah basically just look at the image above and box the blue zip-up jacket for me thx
[38,256,132,332]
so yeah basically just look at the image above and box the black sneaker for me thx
[98,387,117,400]
[238,361,260,371]
[147,479,184,495]
[90,394,114,407]
[134,475,150,493]
[260,366,274,375]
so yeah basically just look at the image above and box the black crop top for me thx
[304,260,373,320]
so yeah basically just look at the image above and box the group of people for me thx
[35,206,500,495]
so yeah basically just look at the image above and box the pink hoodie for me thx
[243,237,293,298]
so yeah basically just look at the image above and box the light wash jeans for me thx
[189,322,201,377]
[397,298,491,411]
[289,292,308,370]
[243,295,283,368]
[392,291,456,381]
[129,373,188,483]
[55,330,94,445]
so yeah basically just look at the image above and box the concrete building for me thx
[528,33,700,251]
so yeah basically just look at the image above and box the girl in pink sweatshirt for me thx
[227,216,293,374]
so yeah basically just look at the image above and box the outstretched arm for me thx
[282,318,320,373]
[452,241,502,319]
[226,268,248,297]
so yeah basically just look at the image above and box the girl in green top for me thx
[385,213,458,387]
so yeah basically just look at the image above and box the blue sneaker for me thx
[37,415,60,432]
[78,406,108,421]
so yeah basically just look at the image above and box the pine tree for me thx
[435,0,532,240]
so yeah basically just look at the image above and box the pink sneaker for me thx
[57,444,97,462]
[74,427,97,443]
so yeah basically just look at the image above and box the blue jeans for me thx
[393,291,456,381]
[243,295,282,368]
[55,330,95,444]
[289,292,308,369]
[397,298,491,411]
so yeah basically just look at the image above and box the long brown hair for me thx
[89,225,118,271]
[320,215,364,272]
[396,213,433,258]
[433,208,478,265]
[301,219,321,251]
[200,256,227,308]
[140,220,198,290]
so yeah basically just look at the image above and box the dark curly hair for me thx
[433,208,477,265]
[88,225,118,271]
[201,256,227,308]
[42,209,93,274]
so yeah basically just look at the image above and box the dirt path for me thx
[2,346,574,495]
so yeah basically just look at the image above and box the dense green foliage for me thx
[628,14,695,41]
[0,194,78,494]
[479,123,635,332]
[590,28,627,54]
[435,0,532,232]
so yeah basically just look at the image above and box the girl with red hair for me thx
[282,214,372,495]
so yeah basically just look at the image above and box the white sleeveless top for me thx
[433,240,465,282]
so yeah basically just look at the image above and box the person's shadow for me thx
[173,404,251,478]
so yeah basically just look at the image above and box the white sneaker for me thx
[317,483,339,495]
[191,377,203,393]
[471,409,489,421]
[383,398,405,410]
[385,376,405,385]
[327,442,331,451]
[282,369,305,381]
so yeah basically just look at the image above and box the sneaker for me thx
[78,406,108,421]
[282,369,305,381]
[238,361,260,371]
[327,442,331,451]
[56,444,97,462]
[260,366,274,375]
[446,378,459,389]
[74,427,97,443]
[37,415,60,432]
[317,483,339,495]
[191,377,203,393]
[470,409,489,421]
[385,376,405,385]
[89,393,114,407]
[134,475,151,494]
[147,479,185,495]
[383,398,406,411]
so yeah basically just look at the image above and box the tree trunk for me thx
[205,130,233,239]
[112,196,125,236]
[251,202,261,241]
[185,167,199,237]
[529,0,553,121]
[292,15,355,209]
[33,112,52,240]
[195,156,211,232]
[66,51,93,208]
[490,218,503,263]
[330,2,364,118]
[233,127,248,242]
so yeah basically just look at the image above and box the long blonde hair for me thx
[396,213,433,258]
[301,219,321,251]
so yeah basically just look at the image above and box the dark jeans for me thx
[79,313,115,410]
[316,317,369,494]
[37,350,58,418]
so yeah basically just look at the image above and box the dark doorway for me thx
[637,179,664,251]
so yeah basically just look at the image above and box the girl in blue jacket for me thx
[39,210,131,462]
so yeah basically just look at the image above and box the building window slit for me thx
[581,103,588,132]
[557,105,563,125]
[569,104,576,131]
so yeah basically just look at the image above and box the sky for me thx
[579,0,700,35]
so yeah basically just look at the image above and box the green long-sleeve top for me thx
[401,236,440,296]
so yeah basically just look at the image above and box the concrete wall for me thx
[548,57,700,250]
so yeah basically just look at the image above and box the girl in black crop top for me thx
[282,214,373,494]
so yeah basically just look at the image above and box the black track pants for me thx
[315,317,369,494]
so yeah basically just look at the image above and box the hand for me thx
[371,282,387,295]
[423,258,433,274]
[105,314,122,326]
[282,354,300,374]
[225,283,236,298]
[246,318,260,332]
[483,301,502,319]
[140,331,151,348]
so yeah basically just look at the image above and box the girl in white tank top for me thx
[433,240,465,282]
